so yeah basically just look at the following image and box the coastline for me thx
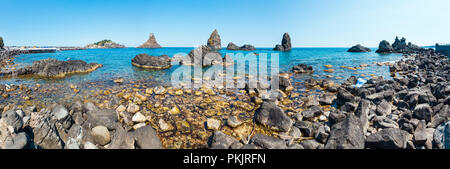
[0,45,448,149]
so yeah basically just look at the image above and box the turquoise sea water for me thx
[2,48,403,86]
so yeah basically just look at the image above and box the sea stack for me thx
[376,40,394,53]
[138,33,162,48]
[273,33,292,52]
[0,36,4,50]
[207,29,222,50]
[348,44,371,52]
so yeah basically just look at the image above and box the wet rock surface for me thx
[1,59,102,78]
[131,54,171,69]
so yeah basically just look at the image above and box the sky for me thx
[1,0,449,47]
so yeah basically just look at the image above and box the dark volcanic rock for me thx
[210,131,238,149]
[207,29,222,50]
[365,128,409,149]
[348,44,371,52]
[413,104,433,122]
[325,114,365,149]
[226,42,239,50]
[254,101,292,132]
[273,33,292,52]
[0,36,4,50]
[292,63,314,74]
[433,121,450,149]
[138,33,162,48]
[227,43,256,51]
[376,40,394,53]
[3,59,102,78]
[131,54,171,69]
[180,45,223,67]
[251,133,287,149]
[128,126,162,149]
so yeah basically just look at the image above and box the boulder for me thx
[2,132,29,149]
[348,44,371,52]
[91,126,111,146]
[251,134,287,149]
[413,104,433,122]
[85,109,118,130]
[137,33,162,48]
[325,114,365,149]
[273,33,292,52]
[376,40,394,53]
[210,131,238,149]
[254,101,292,132]
[207,29,222,50]
[128,126,162,149]
[433,121,450,149]
[1,109,24,132]
[131,54,171,69]
[365,128,409,149]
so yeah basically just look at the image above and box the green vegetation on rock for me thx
[94,39,114,46]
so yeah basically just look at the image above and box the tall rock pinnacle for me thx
[273,33,292,52]
[138,33,162,48]
[207,29,222,50]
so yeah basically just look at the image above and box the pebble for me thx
[116,105,126,112]
[159,119,173,131]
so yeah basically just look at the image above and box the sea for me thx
[2,47,404,87]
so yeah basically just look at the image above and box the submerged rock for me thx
[2,59,102,78]
[292,63,314,74]
[131,54,171,69]
[273,33,292,52]
[348,44,371,52]
[138,33,162,48]
[128,126,162,149]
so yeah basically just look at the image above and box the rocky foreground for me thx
[0,46,448,149]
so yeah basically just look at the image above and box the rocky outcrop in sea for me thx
[138,33,162,48]
[273,33,292,52]
[348,44,371,52]
[376,37,423,53]
[85,40,126,49]
[0,59,102,78]
[131,54,171,69]
[226,42,255,51]
[0,36,4,50]
[207,29,222,50]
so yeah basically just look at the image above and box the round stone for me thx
[91,126,111,146]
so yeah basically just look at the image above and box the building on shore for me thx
[436,43,450,56]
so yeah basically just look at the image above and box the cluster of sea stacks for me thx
[348,37,424,54]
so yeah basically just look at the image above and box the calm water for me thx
[2,48,403,86]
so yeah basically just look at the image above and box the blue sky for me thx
[1,0,449,47]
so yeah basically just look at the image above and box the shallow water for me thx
[2,47,402,86]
